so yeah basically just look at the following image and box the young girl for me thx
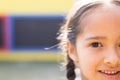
[57,0,120,80]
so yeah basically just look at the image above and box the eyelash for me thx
[89,42,120,48]
[89,42,103,48]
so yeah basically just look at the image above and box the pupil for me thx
[92,43,99,47]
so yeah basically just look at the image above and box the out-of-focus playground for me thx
[0,0,74,80]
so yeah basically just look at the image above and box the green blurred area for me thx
[0,61,65,80]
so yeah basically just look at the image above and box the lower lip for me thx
[98,71,120,80]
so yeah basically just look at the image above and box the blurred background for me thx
[0,0,74,80]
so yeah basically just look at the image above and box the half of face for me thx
[67,3,120,80]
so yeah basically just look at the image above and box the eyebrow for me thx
[85,36,107,41]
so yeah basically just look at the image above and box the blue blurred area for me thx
[11,15,64,50]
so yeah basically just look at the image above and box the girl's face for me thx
[68,5,120,80]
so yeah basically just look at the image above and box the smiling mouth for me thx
[98,70,120,75]
[98,70,120,76]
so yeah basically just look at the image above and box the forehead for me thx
[80,4,120,33]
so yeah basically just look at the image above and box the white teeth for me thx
[100,70,118,74]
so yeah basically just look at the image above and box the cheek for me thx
[78,53,96,71]
[76,42,104,74]
[78,54,100,80]
[77,49,102,74]
[76,46,103,65]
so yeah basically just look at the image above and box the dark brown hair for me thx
[57,0,120,80]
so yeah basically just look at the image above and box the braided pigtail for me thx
[66,54,76,80]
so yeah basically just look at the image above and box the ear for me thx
[66,40,79,62]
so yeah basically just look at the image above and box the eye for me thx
[90,42,103,48]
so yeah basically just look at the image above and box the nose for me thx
[104,49,120,67]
